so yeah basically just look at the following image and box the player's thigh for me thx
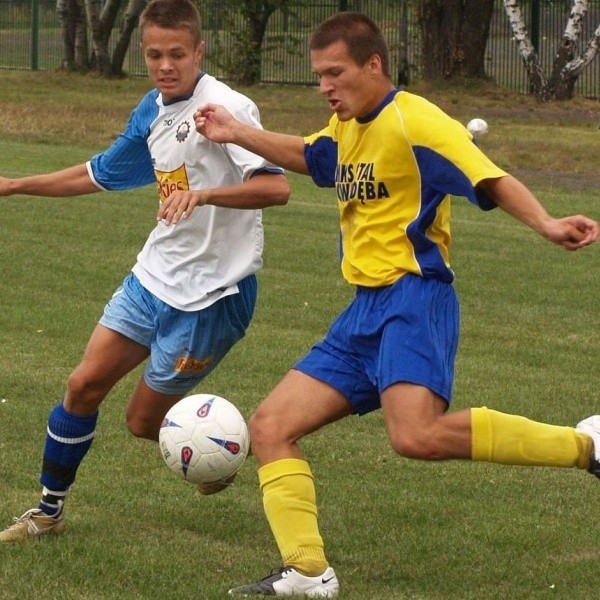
[70,324,149,389]
[252,369,354,442]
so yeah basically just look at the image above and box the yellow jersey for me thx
[304,90,506,287]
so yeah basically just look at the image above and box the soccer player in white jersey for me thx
[0,0,289,542]
[191,11,599,597]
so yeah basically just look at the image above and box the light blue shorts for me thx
[99,273,257,395]
[294,274,459,415]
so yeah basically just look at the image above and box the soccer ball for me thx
[466,118,489,139]
[159,393,250,485]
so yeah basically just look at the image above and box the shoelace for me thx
[15,509,40,522]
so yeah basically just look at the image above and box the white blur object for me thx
[466,118,489,139]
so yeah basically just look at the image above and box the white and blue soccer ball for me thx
[159,393,249,485]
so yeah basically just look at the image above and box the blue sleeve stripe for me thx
[406,187,454,282]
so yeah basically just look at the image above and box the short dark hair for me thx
[309,12,390,77]
[139,0,202,46]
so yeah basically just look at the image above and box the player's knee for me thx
[126,412,158,441]
[248,409,282,448]
[389,431,442,460]
[66,370,107,409]
[248,411,271,445]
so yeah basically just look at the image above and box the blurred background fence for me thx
[0,0,598,97]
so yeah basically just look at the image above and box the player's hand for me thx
[157,189,208,225]
[193,103,236,143]
[544,215,599,250]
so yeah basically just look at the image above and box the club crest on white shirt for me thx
[175,121,191,143]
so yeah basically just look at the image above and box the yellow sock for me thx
[259,458,328,576]
[471,407,591,469]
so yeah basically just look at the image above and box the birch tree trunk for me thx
[561,22,600,83]
[504,0,600,101]
[502,0,548,100]
[550,1,600,99]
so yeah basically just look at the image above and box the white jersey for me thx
[86,73,282,311]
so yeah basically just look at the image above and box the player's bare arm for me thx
[194,104,310,175]
[0,164,99,197]
[157,172,290,225]
[478,175,599,250]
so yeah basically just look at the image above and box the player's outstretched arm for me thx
[478,175,599,251]
[194,104,309,175]
[0,164,99,198]
[157,172,290,225]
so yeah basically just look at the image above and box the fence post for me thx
[397,1,410,86]
[530,0,540,52]
[30,0,39,71]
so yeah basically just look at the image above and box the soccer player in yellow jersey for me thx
[190,11,599,597]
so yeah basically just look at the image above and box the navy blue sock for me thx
[39,488,68,517]
[38,403,98,515]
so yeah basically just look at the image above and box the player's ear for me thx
[196,40,206,64]
[368,54,383,76]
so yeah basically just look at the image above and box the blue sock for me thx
[38,403,98,515]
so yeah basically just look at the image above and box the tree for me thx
[56,0,88,71]
[109,0,146,75]
[57,0,146,77]
[205,0,302,86]
[413,0,495,80]
[503,0,600,101]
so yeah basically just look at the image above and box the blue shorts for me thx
[99,273,257,395]
[294,274,459,415]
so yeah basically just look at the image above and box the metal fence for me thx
[0,0,598,97]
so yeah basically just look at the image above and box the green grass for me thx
[0,72,599,599]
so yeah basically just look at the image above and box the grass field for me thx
[0,71,599,599]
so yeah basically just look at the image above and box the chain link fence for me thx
[0,0,598,97]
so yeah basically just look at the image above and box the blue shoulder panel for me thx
[89,90,160,191]
[413,146,497,211]
[304,135,337,188]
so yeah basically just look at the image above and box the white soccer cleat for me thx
[576,415,600,478]
[228,566,339,597]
